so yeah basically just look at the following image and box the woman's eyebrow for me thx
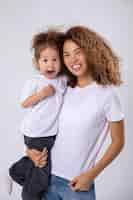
[63,47,81,54]
[63,51,69,54]
[74,47,81,52]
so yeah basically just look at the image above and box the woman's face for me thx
[63,40,89,78]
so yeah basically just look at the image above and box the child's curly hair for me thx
[63,26,122,87]
[32,30,65,74]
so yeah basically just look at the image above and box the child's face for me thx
[37,47,61,79]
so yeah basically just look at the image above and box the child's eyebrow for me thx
[40,56,47,59]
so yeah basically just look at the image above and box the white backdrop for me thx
[0,0,132,199]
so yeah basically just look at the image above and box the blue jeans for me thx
[42,175,96,200]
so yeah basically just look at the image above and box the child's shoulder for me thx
[22,75,43,89]
[25,74,46,83]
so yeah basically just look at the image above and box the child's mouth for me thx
[45,70,56,77]
[46,70,55,74]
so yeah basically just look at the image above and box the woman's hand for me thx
[26,148,48,168]
[69,170,96,192]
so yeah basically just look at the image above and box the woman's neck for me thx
[77,75,94,88]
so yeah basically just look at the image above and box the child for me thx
[9,30,67,200]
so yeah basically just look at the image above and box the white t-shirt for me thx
[20,74,67,137]
[51,82,124,180]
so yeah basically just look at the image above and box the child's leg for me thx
[23,150,50,196]
[22,135,55,197]
[22,188,42,200]
[9,156,32,186]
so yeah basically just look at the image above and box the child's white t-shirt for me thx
[51,82,124,180]
[20,74,67,138]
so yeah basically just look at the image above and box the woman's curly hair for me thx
[63,26,122,87]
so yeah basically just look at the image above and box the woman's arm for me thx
[21,85,55,108]
[70,120,125,191]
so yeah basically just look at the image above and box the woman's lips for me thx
[71,64,81,71]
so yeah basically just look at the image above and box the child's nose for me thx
[47,66,54,71]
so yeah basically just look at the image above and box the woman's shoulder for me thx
[93,83,121,104]
[97,83,118,95]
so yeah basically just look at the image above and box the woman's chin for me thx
[70,70,85,77]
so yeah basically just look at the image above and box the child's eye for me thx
[53,58,57,62]
[43,59,48,63]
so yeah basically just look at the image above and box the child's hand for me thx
[45,84,56,96]
[39,84,55,99]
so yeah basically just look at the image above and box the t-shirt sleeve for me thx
[20,78,38,103]
[104,88,124,122]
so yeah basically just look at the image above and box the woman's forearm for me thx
[86,120,125,180]
[86,139,124,179]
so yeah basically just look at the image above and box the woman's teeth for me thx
[72,64,81,70]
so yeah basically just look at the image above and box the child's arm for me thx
[21,84,55,108]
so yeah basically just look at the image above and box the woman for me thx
[27,26,125,200]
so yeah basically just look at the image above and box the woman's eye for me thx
[64,54,69,57]
[75,51,80,55]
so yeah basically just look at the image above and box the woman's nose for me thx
[70,55,78,64]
